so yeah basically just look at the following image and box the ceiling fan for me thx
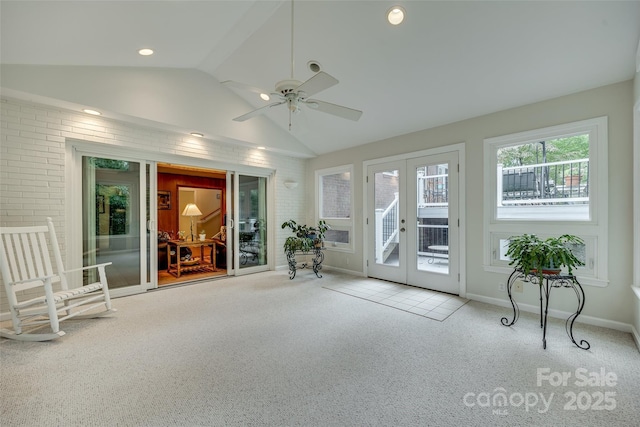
[222,0,362,129]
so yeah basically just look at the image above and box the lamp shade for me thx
[182,203,202,217]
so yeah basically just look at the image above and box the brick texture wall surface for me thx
[0,97,307,315]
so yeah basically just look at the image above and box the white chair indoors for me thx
[0,217,116,341]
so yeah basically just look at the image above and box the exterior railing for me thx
[498,158,589,205]
[375,193,399,262]
[418,220,448,253]
[419,173,449,205]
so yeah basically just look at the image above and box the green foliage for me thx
[281,220,330,252]
[92,158,130,170]
[497,135,589,167]
[505,234,585,279]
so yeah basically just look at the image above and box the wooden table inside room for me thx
[167,239,218,278]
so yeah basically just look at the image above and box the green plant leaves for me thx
[506,234,585,278]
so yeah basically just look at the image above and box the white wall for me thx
[308,80,635,328]
[0,96,307,312]
[632,64,640,347]
[0,65,316,158]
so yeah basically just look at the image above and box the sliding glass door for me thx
[229,172,269,275]
[77,148,272,288]
[81,156,151,291]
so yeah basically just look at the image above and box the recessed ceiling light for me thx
[138,48,154,56]
[190,132,204,138]
[257,146,266,150]
[387,6,406,25]
[260,93,270,101]
[83,109,101,116]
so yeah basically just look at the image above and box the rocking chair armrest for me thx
[62,262,113,275]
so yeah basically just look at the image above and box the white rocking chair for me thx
[0,217,116,341]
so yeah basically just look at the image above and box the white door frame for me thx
[67,142,155,297]
[363,143,466,297]
[228,170,274,276]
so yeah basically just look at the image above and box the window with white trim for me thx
[483,117,608,286]
[316,165,354,252]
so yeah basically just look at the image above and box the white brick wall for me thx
[0,97,308,315]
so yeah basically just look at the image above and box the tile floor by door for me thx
[323,279,468,321]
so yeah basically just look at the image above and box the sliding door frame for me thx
[66,140,276,295]
[67,142,153,297]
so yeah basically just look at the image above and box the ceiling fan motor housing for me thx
[276,79,305,112]
[275,79,303,95]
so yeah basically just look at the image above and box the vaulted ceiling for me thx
[1,1,639,158]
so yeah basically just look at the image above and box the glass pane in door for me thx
[83,157,141,288]
[374,169,400,266]
[238,175,267,269]
[416,163,449,274]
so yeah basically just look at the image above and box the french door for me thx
[366,151,460,294]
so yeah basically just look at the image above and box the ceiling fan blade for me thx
[222,80,271,96]
[304,99,363,121]
[296,71,338,98]
[232,101,285,122]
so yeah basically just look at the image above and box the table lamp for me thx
[182,203,202,241]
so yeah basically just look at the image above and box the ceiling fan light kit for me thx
[223,0,362,129]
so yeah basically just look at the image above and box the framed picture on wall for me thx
[158,190,171,210]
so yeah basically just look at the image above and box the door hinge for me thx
[366,176,369,183]
[458,218,460,227]
[457,163,459,172]
[458,273,460,282]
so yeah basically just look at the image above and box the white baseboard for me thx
[466,293,634,334]
[321,265,365,276]
[275,264,364,277]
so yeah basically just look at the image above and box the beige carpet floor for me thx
[1,270,639,426]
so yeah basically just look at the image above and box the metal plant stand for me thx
[286,248,324,279]
[501,269,590,350]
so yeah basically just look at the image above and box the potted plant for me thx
[281,220,330,252]
[505,234,584,280]
[563,174,581,187]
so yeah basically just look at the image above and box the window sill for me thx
[323,245,354,254]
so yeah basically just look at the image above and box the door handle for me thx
[400,227,406,232]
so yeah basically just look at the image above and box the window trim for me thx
[483,117,608,287]
[485,117,606,224]
[315,164,354,253]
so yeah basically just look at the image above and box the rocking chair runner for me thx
[0,217,116,341]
